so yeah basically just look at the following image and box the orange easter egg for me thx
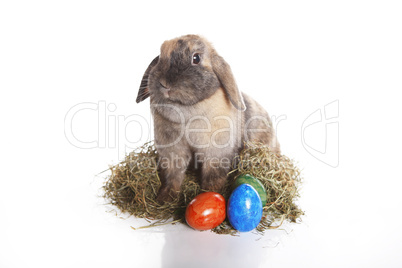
[185,192,226,231]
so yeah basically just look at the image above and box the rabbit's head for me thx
[136,34,246,111]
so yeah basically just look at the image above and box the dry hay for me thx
[103,141,303,234]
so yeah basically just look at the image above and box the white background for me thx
[1,1,402,267]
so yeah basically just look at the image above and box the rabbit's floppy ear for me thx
[136,56,159,103]
[211,54,246,111]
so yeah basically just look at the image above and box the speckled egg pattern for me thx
[227,184,263,232]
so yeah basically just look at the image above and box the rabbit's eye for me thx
[192,53,201,65]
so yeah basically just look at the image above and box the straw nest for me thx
[103,141,303,234]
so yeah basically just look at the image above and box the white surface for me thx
[1,1,402,267]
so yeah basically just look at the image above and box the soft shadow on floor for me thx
[160,224,286,268]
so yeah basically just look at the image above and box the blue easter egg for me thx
[227,184,263,232]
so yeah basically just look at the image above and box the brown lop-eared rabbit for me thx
[136,34,280,203]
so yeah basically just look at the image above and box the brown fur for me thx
[136,34,280,203]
